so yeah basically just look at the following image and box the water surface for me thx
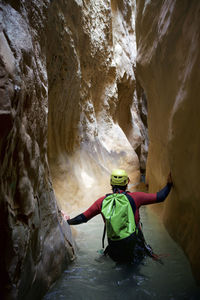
[44,207,200,300]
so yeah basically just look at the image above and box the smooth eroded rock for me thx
[136,0,200,284]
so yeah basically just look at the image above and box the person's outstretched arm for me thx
[67,213,88,225]
[130,172,173,206]
[63,196,105,225]
[156,172,173,202]
[156,183,172,202]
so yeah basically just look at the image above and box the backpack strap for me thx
[123,192,136,215]
[101,193,111,249]
[102,223,106,249]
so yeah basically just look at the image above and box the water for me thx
[44,207,200,300]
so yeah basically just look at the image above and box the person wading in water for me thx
[62,169,173,263]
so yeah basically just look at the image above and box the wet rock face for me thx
[47,0,148,210]
[136,0,200,284]
[0,2,74,299]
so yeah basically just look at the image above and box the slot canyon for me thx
[0,0,200,299]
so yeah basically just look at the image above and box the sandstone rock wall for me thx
[0,2,75,299]
[0,0,148,298]
[47,0,148,212]
[136,0,200,284]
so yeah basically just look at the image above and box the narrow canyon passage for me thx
[1,1,200,299]
[44,207,200,300]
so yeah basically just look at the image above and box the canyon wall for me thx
[0,0,147,298]
[0,2,75,299]
[47,0,147,212]
[1,0,199,297]
[136,0,200,284]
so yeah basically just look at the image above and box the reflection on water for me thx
[44,207,200,300]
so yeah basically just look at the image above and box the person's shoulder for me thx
[126,191,139,197]
[126,191,144,201]
[95,195,106,204]
[94,195,107,210]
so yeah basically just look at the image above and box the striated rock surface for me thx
[0,2,75,299]
[47,0,148,212]
[0,0,148,298]
[136,0,200,284]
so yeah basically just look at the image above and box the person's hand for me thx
[167,172,173,185]
[61,210,70,221]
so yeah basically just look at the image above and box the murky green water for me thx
[44,207,200,300]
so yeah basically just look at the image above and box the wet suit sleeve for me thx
[156,183,172,203]
[67,213,87,225]
[130,191,157,206]
[83,196,105,220]
[130,183,172,207]
[67,196,104,225]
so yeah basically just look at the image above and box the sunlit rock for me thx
[47,0,147,211]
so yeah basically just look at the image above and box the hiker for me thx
[62,169,173,263]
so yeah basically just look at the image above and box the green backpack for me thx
[101,193,137,247]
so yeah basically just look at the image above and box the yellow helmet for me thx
[110,169,129,186]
